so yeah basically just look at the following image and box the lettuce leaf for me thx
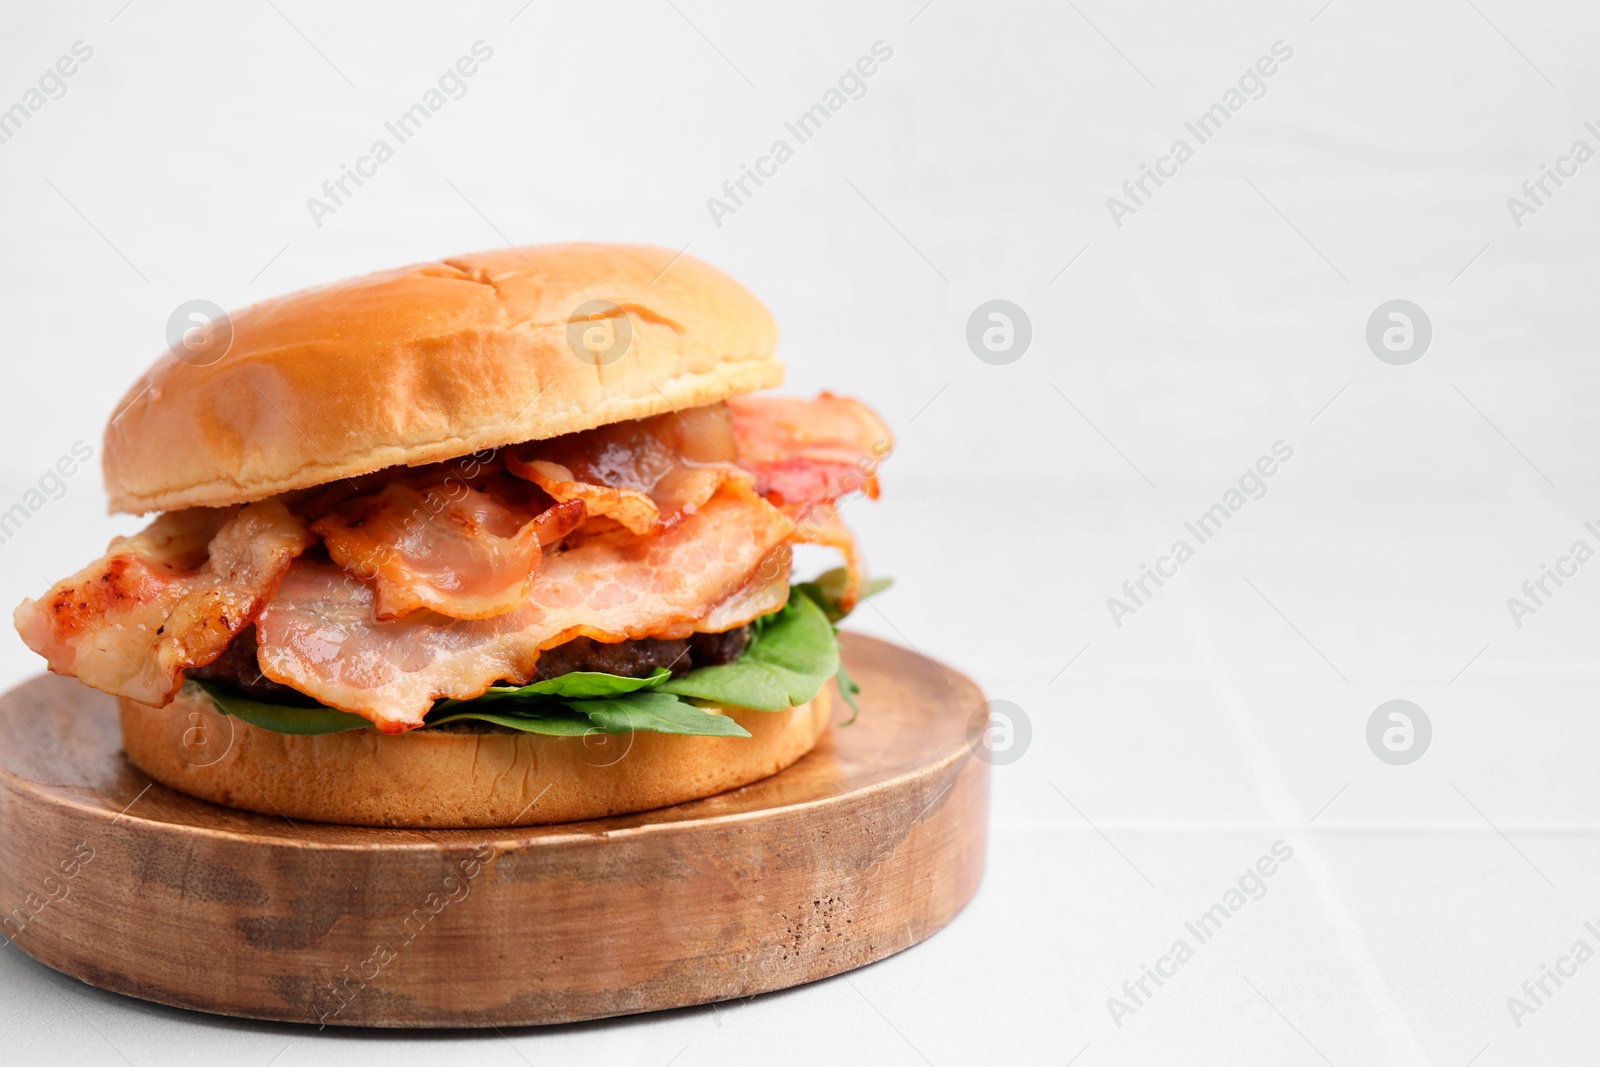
[425,707,596,735]
[566,692,751,736]
[432,692,748,737]
[656,589,837,710]
[793,567,893,623]
[834,658,862,726]
[443,667,670,706]
[186,678,372,735]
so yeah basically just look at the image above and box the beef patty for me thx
[187,624,753,702]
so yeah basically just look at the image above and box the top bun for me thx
[103,244,782,514]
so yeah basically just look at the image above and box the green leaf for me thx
[429,691,750,737]
[793,567,893,623]
[657,589,838,711]
[425,707,597,735]
[834,657,862,727]
[186,679,372,735]
[444,667,670,706]
[564,692,751,737]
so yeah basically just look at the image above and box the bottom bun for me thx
[118,687,829,828]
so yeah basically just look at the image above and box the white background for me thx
[3,1,1600,1063]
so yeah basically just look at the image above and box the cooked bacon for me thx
[506,404,753,536]
[513,395,886,617]
[311,476,584,621]
[694,542,792,632]
[254,489,794,731]
[508,458,658,534]
[652,544,792,639]
[507,393,889,533]
[726,392,892,513]
[14,394,891,719]
[13,501,314,706]
[787,504,869,611]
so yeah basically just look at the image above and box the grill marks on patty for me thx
[187,623,753,704]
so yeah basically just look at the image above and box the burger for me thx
[13,243,891,827]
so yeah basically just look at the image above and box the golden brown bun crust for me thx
[117,687,828,828]
[104,244,782,514]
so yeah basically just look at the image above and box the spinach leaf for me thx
[565,692,751,737]
[657,589,837,711]
[442,667,670,706]
[186,679,372,735]
[424,707,598,735]
[834,657,863,727]
[792,567,893,623]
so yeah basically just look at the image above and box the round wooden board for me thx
[0,633,987,1028]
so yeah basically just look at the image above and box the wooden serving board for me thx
[0,633,987,1028]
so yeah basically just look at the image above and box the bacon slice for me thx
[506,404,752,536]
[12,501,314,706]
[726,392,892,514]
[255,489,793,732]
[511,396,888,616]
[507,394,890,532]
[787,504,870,612]
[311,477,584,621]
[508,458,659,535]
[652,543,792,640]
[14,394,892,722]
[695,543,793,633]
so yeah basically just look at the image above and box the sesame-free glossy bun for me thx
[104,243,782,514]
[117,686,829,828]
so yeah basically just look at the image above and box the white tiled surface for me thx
[4,1,1600,1063]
